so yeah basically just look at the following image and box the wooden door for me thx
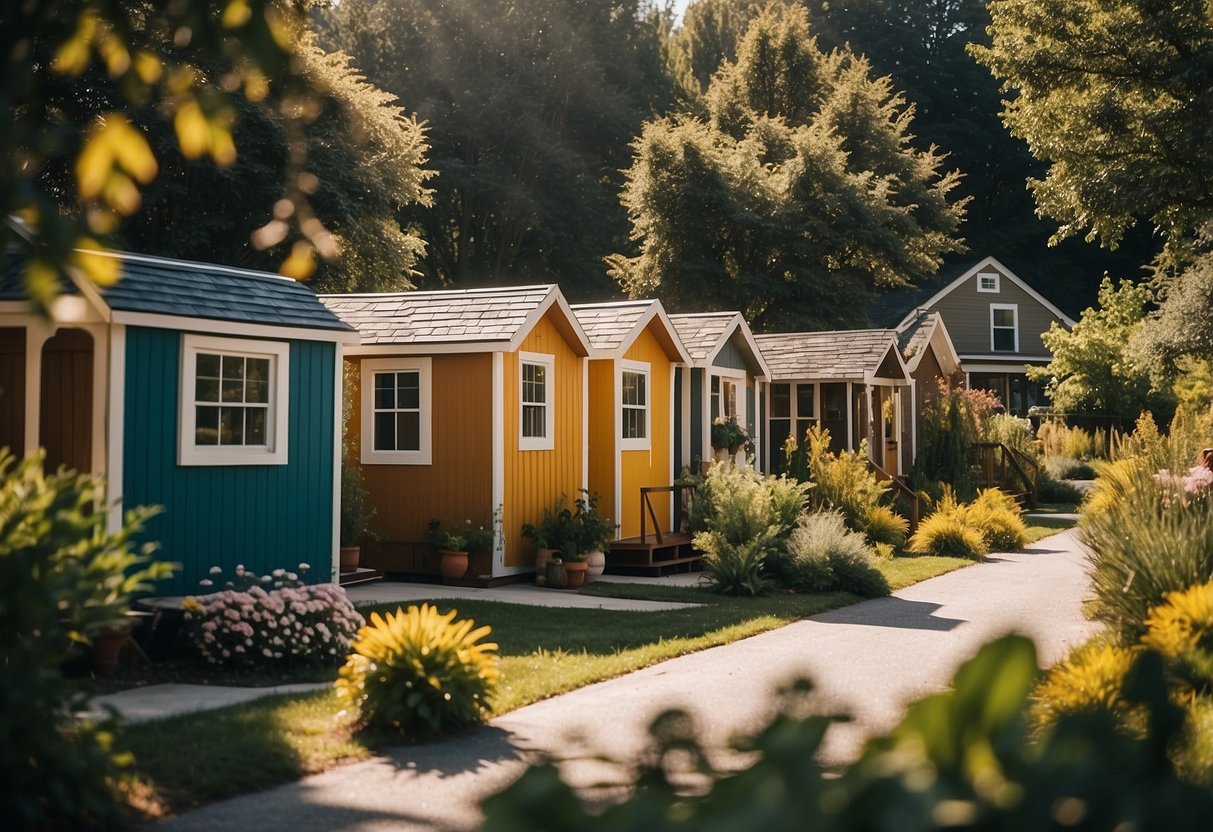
[0,328,25,460]
[40,328,94,474]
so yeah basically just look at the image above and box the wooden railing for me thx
[867,460,919,534]
[973,442,1039,508]
[639,484,696,544]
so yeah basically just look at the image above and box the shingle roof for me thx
[2,250,352,333]
[320,285,555,345]
[897,310,938,356]
[570,300,653,351]
[668,312,737,362]
[753,330,899,381]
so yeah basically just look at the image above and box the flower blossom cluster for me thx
[1152,465,1213,507]
[183,563,364,667]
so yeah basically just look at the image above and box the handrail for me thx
[972,442,1039,508]
[639,484,696,545]
[867,460,919,533]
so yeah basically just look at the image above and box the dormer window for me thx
[977,272,1000,293]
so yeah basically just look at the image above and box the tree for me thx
[971,0,1213,259]
[1027,277,1171,421]
[3,1,338,311]
[318,0,676,297]
[664,0,764,96]
[1130,256,1213,385]
[610,3,966,331]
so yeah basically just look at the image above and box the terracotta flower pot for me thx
[535,547,558,586]
[339,545,361,570]
[440,550,469,581]
[90,623,133,678]
[565,560,589,589]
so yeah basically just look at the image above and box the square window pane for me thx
[246,407,267,445]
[771,384,790,418]
[246,358,269,382]
[245,380,268,404]
[373,411,395,451]
[374,373,395,410]
[993,328,1015,351]
[796,385,815,418]
[624,408,645,439]
[635,373,646,405]
[796,419,813,442]
[196,353,221,378]
[523,404,545,438]
[993,308,1015,327]
[770,418,791,445]
[221,378,245,402]
[195,377,220,402]
[398,372,420,410]
[222,355,245,381]
[196,406,219,445]
[397,411,420,451]
[220,407,244,445]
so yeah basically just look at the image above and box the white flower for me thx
[209,566,222,575]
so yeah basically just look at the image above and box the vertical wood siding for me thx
[40,328,94,474]
[689,368,703,464]
[123,327,336,594]
[351,353,494,566]
[619,324,672,538]
[0,328,25,457]
[504,311,584,568]
[586,358,616,533]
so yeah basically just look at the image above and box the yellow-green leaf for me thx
[73,239,121,286]
[279,241,316,280]
[222,0,253,28]
[174,100,209,159]
[52,10,98,76]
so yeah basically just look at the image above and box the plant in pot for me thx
[573,490,614,583]
[429,519,494,582]
[339,458,374,570]
[711,417,750,459]
[523,504,566,587]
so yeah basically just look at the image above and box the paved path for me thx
[159,530,1097,832]
[345,579,701,611]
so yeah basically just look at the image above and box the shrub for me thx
[906,512,986,559]
[862,504,908,547]
[966,488,1028,551]
[803,425,887,529]
[986,412,1033,452]
[778,511,889,598]
[1045,455,1098,480]
[691,462,808,596]
[1037,420,1097,459]
[336,604,499,735]
[1036,464,1084,503]
[0,452,173,829]
[913,373,1000,496]
[183,565,364,667]
[1032,642,1140,730]
[1142,579,1213,696]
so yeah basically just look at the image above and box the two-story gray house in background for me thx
[870,256,1076,416]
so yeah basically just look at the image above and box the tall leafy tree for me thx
[319,0,676,297]
[610,3,966,331]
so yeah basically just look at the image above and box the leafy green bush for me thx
[862,504,908,547]
[906,511,986,559]
[691,462,808,596]
[966,488,1028,551]
[335,604,499,735]
[986,412,1034,452]
[0,452,173,829]
[482,636,1213,830]
[1038,419,1099,459]
[1141,579,1213,697]
[803,425,887,527]
[1045,454,1098,480]
[1036,463,1085,503]
[913,375,1000,496]
[776,511,889,597]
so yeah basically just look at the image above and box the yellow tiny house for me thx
[322,285,590,581]
[572,300,689,541]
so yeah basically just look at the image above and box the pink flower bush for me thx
[183,564,364,668]
[1153,465,1213,507]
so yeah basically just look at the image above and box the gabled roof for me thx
[321,284,590,356]
[669,312,771,378]
[570,299,690,363]
[897,311,960,375]
[753,329,910,383]
[2,249,355,336]
[870,256,1077,330]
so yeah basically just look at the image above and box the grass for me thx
[113,550,1021,818]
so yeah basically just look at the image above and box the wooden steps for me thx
[339,567,384,587]
[606,531,702,575]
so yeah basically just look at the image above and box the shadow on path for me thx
[378,725,519,778]
[811,597,965,631]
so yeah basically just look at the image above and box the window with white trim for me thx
[519,352,554,450]
[710,374,740,421]
[621,360,650,450]
[991,304,1019,352]
[768,382,817,474]
[180,334,289,466]
[360,357,432,464]
[977,272,1000,293]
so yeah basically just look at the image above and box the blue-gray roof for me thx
[3,250,353,333]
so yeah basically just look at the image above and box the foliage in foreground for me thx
[0,452,171,829]
[335,604,499,736]
[482,635,1213,830]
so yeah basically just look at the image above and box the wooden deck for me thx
[606,530,701,575]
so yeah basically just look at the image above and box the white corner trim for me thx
[105,324,126,534]
[331,347,344,583]
[620,358,651,452]
[612,358,623,540]
[581,356,589,493]
[517,350,555,451]
[492,352,505,575]
[358,356,432,465]
[178,333,290,466]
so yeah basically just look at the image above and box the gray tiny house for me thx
[0,250,357,593]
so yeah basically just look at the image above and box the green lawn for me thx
[114,550,1010,819]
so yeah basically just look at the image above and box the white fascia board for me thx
[110,310,360,344]
[703,313,772,378]
[344,340,509,356]
[508,286,592,356]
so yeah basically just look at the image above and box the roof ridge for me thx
[95,249,299,285]
[570,299,653,310]
[320,284,554,300]
[669,311,738,319]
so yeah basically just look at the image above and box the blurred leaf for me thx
[174,99,210,159]
[52,9,98,76]
[73,239,121,287]
[279,240,316,279]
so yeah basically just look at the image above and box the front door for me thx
[40,328,94,474]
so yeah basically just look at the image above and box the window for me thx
[977,272,1000,293]
[991,304,1019,352]
[519,352,554,450]
[360,357,431,464]
[710,374,740,421]
[621,360,650,450]
[768,382,817,474]
[179,334,289,466]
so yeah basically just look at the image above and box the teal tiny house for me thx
[0,250,357,593]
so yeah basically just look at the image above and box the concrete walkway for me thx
[345,578,700,611]
[158,529,1097,832]
[84,682,328,725]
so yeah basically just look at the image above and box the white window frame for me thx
[990,303,1019,353]
[179,334,290,467]
[360,357,432,465]
[977,271,1000,293]
[710,369,746,424]
[620,359,651,451]
[518,351,555,451]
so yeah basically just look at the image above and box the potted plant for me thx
[573,490,613,583]
[711,416,750,458]
[339,457,374,570]
[429,518,494,582]
[523,505,564,586]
